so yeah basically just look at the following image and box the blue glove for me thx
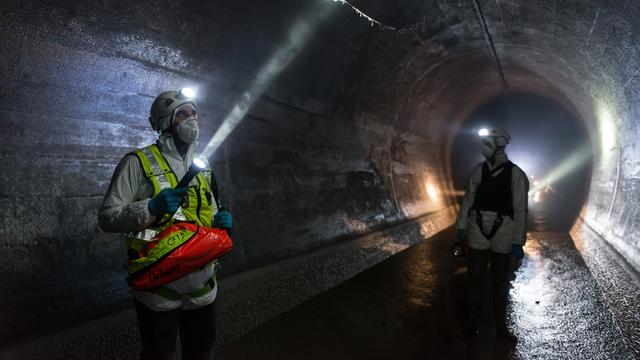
[511,244,525,260]
[213,210,233,231]
[457,229,466,242]
[148,188,188,215]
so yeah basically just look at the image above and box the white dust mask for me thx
[176,117,199,144]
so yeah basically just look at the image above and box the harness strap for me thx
[475,211,504,240]
[489,161,511,176]
[471,160,514,239]
[152,275,217,301]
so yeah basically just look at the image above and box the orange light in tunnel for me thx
[426,182,438,201]
[450,190,465,197]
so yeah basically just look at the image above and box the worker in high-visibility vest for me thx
[455,127,529,343]
[99,88,232,360]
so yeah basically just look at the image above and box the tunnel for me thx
[1,0,639,358]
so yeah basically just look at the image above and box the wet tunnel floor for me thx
[218,226,634,360]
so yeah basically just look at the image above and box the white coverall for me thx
[455,152,528,254]
[99,133,218,311]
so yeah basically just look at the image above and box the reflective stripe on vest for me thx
[126,144,215,244]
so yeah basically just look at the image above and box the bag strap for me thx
[152,271,217,300]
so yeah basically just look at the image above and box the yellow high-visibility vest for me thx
[125,144,219,299]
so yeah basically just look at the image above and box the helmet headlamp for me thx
[177,87,196,99]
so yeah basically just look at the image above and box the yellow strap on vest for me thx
[198,172,211,193]
[133,145,177,196]
[134,148,161,195]
[148,145,179,189]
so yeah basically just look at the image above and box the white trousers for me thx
[467,209,514,254]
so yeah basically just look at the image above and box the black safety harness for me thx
[470,161,515,240]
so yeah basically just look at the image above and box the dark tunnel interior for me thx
[1,0,640,358]
[451,93,594,232]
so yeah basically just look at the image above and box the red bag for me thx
[128,222,233,290]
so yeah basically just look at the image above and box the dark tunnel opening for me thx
[451,93,594,233]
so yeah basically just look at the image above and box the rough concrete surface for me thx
[0,210,453,359]
[219,229,635,359]
[571,217,640,358]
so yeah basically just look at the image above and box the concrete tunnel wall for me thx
[1,0,640,352]
[351,0,640,274]
[0,0,457,349]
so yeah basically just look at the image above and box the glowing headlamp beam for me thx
[201,5,335,159]
[528,144,592,196]
[179,87,196,99]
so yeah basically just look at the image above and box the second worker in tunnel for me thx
[98,89,233,360]
[455,128,529,343]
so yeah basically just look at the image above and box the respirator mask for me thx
[176,117,199,144]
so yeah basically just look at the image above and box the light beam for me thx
[528,143,592,196]
[201,4,335,159]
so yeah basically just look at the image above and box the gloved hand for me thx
[452,229,468,257]
[511,244,525,260]
[213,210,233,231]
[148,188,188,215]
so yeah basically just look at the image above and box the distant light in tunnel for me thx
[426,182,438,201]
[450,190,465,197]
[528,143,592,196]
[200,5,335,159]
[533,191,541,203]
[478,128,489,137]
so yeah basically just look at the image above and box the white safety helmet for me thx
[149,88,197,133]
[480,127,511,147]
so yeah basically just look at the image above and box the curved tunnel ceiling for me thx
[350,0,640,270]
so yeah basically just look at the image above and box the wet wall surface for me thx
[0,0,451,347]
[219,227,636,359]
[353,0,640,273]
[571,218,640,356]
[2,0,640,354]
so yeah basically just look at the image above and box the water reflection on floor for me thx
[527,190,581,232]
[510,233,632,359]
[219,226,635,359]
